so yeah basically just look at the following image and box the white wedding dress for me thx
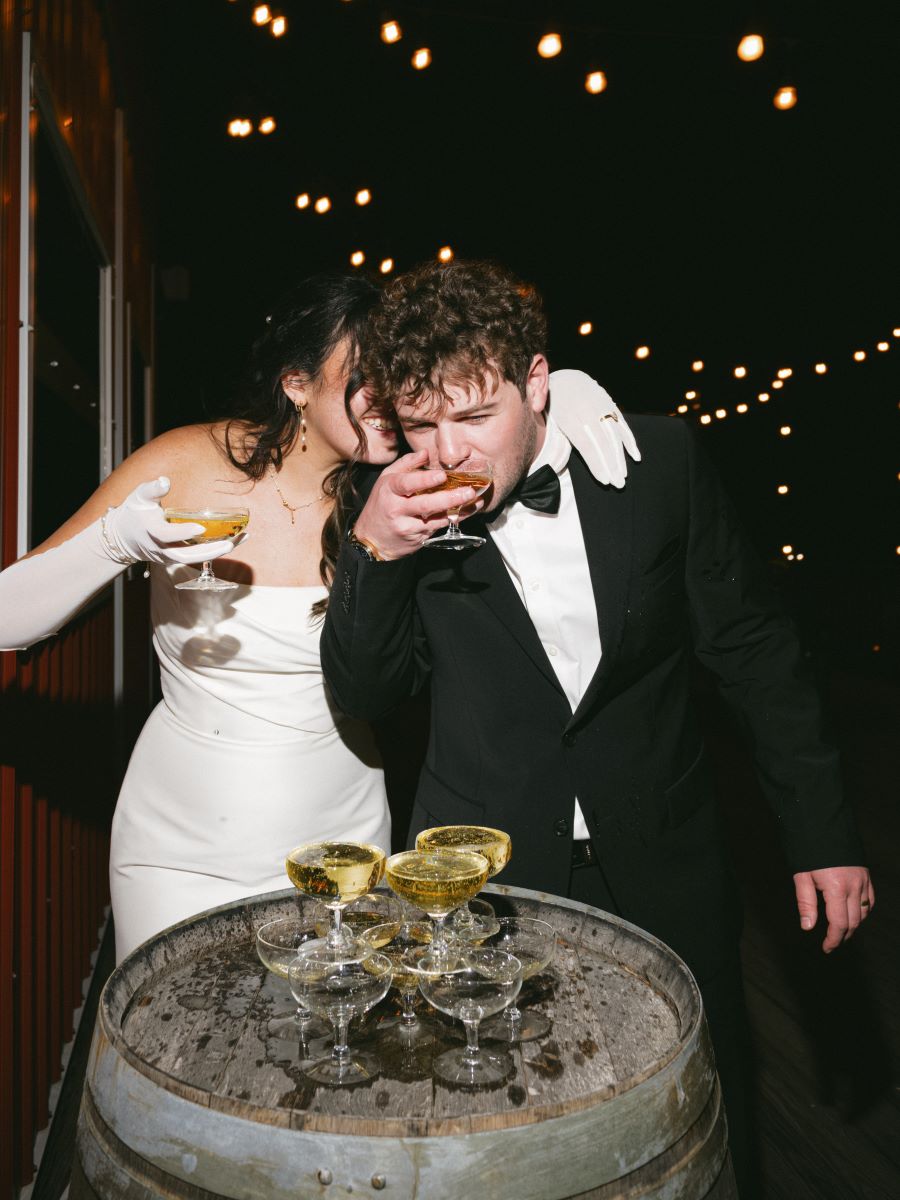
[109,563,391,963]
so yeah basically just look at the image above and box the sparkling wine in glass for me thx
[480,917,556,1042]
[286,841,386,954]
[385,849,489,963]
[255,918,328,1040]
[421,458,492,550]
[164,507,249,592]
[417,947,523,1086]
[416,825,511,942]
[288,947,393,1085]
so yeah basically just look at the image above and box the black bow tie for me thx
[485,464,561,522]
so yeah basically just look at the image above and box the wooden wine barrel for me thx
[72,886,737,1200]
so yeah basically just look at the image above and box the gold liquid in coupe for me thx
[422,470,492,513]
[164,510,250,543]
[286,842,386,902]
[416,825,511,877]
[385,849,489,915]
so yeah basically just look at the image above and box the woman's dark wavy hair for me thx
[224,273,380,614]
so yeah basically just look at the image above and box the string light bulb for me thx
[774,86,798,111]
[635,345,650,360]
[777,485,789,494]
[772,380,784,390]
[585,71,607,94]
[893,328,900,337]
[780,425,792,436]
[782,545,793,555]
[252,4,271,25]
[814,363,827,374]
[537,33,563,59]
[715,408,727,420]
[877,341,889,351]
[271,15,287,36]
[853,350,866,362]
[578,321,593,336]
[438,246,454,263]
[380,258,394,274]
[314,196,331,214]
[758,392,770,402]
[685,390,697,400]
[734,366,747,378]
[258,117,276,134]
[350,251,365,267]
[796,554,804,561]
[355,188,372,206]
[777,368,793,379]
[295,193,310,209]
[700,414,712,425]
[737,34,765,62]
[677,404,688,413]
[736,403,749,413]
[412,47,432,70]
[381,20,402,44]
[691,360,704,372]
[228,119,253,138]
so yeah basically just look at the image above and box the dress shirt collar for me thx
[528,413,571,478]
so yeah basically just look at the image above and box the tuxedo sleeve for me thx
[320,540,431,720]
[681,422,865,873]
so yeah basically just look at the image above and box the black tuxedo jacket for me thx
[322,415,863,979]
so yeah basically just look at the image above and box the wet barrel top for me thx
[100,885,703,1139]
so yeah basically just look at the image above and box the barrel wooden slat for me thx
[74,885,737,1200]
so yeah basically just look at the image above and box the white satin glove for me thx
[548,369,641,488]
[101,476,236,565]
[0,477,238,651]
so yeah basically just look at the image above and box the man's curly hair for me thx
[364,259,548,410]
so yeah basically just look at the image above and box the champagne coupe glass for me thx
[417,947,522,1086]
[255,918,328,1040]
[313,890,401,947]
[286,842,386,954]
[164,507,249,592]
[421,457,492,550]
[288,948,393,1085]
[416,826,511,942]
[480,917,556,1042]
[385,849,490,965]
[361,920,434,1043]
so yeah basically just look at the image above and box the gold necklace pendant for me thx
[267,463,326,525]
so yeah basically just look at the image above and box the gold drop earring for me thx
[297,402,308,451]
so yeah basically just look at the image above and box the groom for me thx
[320,259,871,1195]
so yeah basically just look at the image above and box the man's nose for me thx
[435,426,467,469]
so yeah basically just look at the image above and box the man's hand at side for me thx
[353,450,483,560]
[793,865,875,952]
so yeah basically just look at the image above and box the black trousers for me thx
[567,860,761,1199]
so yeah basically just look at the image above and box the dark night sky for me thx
[122,0,898,651]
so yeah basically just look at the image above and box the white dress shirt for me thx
[488,415,601,840]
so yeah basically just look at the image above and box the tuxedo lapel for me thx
[567,452,635,726]
[456,518,567,700]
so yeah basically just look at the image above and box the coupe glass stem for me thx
[461,1018,481,1068]
[431,913,451,956]
[198,560,215,584]
[326,902,346,949]
[400,990,418,1026]
[503,1002,523,1029]
[332,1018,351,1065]
[445,511,462,539]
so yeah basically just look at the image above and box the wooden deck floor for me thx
[32,671,899,1200]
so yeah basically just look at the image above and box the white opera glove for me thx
[0,477,236,651]
[100,476,236,565]
[549,369,641,489]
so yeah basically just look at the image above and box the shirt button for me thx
[530,580,541,592]
[547,645,558,657]
[553,818,569,837]
[563,732,577,747]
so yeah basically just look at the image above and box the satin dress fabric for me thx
[109,564,390,963]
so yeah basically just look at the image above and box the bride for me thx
[0,271,638,963]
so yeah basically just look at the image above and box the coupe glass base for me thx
[433,1045,513,1086]
[302,1052,382,1086]
[175,575,239,592]
[266,1012,329,1041]
[481,1009,551,1043]
[423,533,485,550]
